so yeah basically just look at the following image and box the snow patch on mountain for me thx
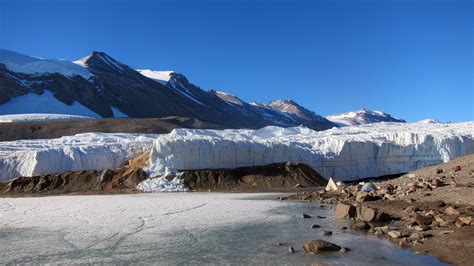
[214,91,245,106]
[0,133,158,181]
[416,119,443,124]
[0,113,92,123]
[146,122,474,181]
[0,90,101,118]
[0,49,92,79]
[327,108,405,126]
[111,107,128,118]
[137,69,173,84]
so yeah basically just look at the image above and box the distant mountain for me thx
[0,49,336,130]
[327,108,406,126]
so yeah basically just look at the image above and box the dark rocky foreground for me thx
[0,160,327,195]
[284,154,474,266]
[0,116,224,141]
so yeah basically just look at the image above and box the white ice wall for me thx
[147,122,474,181]
[0,133,158,181]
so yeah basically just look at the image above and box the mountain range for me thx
[0,49,405,130]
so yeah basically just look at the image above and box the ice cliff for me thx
[147,122,474,181]
[0,133,158,182]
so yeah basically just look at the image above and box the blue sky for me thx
[0,0,472,122]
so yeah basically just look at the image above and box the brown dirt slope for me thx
[0,152,151,195]
[177,162,327,192]
[0,116,224,141]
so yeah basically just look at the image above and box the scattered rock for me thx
[387,230,408,239]
[339,247,351,253]
[288,246,295,254]
[303,240,342,253]
[414,225,431,231]
[399,238,410,248]
[322,230,333,236]
[340,226,347,230]
[374,229,385,235]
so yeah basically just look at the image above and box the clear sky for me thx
[0,0,472,122]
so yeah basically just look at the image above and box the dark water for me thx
[142,200,447,265]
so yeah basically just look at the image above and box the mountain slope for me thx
[327,108,406,126]
[0,49,336,130]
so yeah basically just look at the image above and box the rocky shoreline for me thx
[282,154,474,266]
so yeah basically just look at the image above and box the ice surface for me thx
[0,133,158,181]
[137,176,188,192]
[147,122,474,181]
[0,193,286,263]
[0,113,92,123]
[0,90,101,118]
[0,193,448,264]
[0,49,92,79]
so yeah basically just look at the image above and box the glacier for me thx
[1,122,472,184]
[147,122,474,181]
[0,133,158,182]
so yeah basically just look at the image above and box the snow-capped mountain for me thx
[0,49,336,130]
[327,108,406,126]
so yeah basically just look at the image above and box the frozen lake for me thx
[0,193,446,265]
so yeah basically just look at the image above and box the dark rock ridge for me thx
[0,116,224,141]
[327,108,406,126]
[0,49,337,131]
[175,162,327,192]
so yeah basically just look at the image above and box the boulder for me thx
[445,207,461,216]
[353,221,370,230]
[387,231,403,239]
[303,240,341,253]
[458,216,473,226]
[414,214,434,226]
[302,214,312,219]
[334,202,356,219]
[359,206,392,222]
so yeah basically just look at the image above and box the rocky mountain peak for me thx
[327,108,406,126]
